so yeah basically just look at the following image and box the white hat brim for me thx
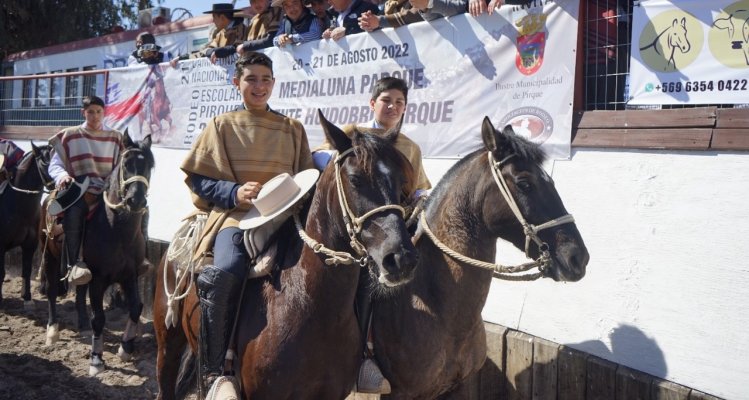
[239,169,319,230]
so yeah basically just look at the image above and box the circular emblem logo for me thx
[498,107,554,143]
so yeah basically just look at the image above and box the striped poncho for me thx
[49,124,123,195]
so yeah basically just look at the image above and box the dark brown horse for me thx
[153,112,419,400]
[0,143,53,308]
[371,118,590,399]
[42,133,154,377]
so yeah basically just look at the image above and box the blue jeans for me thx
[213,227,249,280]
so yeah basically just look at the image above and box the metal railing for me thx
[0,69,109,127]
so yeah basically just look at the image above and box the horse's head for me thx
[480,117,588,282]
[11,142,53,192]
[114,131,154,212]
[29,142,55,190]
[669,17,691,53]
[317,110,418,288]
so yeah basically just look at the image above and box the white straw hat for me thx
[239,169,319,230]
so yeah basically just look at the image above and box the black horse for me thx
[42,133,154,376]
[0,143,53,308]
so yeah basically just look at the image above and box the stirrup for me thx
[64,261,92,285]
[206,375,240,400]
[356,358,391,394]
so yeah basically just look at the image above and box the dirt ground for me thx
[0,257,375,400]
[0,265,168,400]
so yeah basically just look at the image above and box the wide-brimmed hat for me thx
[203,3,243,14]
[239,169,319,230]
[48,176,90,216]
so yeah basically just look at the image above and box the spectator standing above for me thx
[409,0,467,20]
[322,0,379,41]
[236,0,284,54]
[127,32,171,65]
[358,0,423,32]
[273,0,323,47]
[306,0,332,31]
[171,3,247,67]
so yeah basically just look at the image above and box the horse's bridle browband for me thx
[294,147,406,267]
[418,151,575,280]
[102,148,150,211]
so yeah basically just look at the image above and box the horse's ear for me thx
[30,140,40,155]
[142,134,152,149]
[318,109,352,152]
[481,116,498,152]
[123,129,134,148]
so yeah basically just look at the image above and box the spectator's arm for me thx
[239,31,278,52]
[291,19,323,44]
[189,173,240,210]
[383,7,423,27]
[211,45,238,58]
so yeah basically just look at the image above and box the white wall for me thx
[481,149,749,400]
[14,139,749,399]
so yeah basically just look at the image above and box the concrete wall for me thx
[13,140,747,399]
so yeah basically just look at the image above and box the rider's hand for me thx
[235,181,262,207]
[57,175,73,190]
[487,0,504,15]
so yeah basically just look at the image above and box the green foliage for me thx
[1,0,158,59]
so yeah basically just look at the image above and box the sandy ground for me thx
[0,256,377,400]
[0,268,164,400]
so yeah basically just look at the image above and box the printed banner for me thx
[106,0,578,159]
[629,0,749,105]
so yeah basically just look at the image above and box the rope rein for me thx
[416,151,576,281]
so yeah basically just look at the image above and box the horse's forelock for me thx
[501,132,547,167]
[351,131,412,190]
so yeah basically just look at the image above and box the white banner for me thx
[106,0,578,159]
[629,0,749,105]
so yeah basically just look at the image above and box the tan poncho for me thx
[181,108,314,263]
[315,124,431,198]
[247,7,283,41]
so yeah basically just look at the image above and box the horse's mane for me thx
[13,145,51,184]
[429,130,547,203]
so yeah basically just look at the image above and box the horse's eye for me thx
[516,180,532,192]
[348,174,363,187]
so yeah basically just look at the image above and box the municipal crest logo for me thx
[515,13,548,76]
